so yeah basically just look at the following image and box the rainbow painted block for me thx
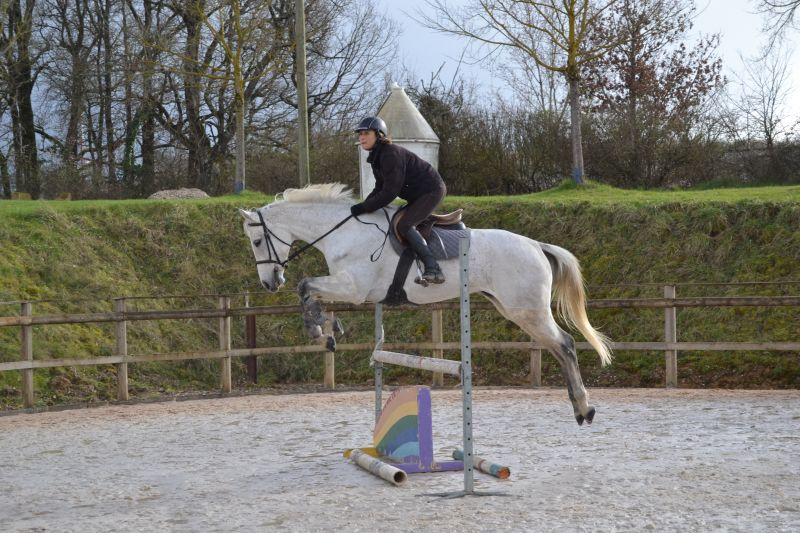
[346,386,462,474]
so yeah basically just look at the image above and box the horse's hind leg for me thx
[549,331,595,425]
[492,303,595,425]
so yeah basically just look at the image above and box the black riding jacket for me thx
[361,142,445,213]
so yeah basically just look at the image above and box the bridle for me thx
[247,208,354,269]
[246,206,392,283]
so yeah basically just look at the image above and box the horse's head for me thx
[240,207,289,292]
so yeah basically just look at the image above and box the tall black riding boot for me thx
[404,227,445,284]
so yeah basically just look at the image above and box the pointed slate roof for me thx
[377,83,440,143]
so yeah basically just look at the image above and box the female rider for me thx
[350,116,446,284]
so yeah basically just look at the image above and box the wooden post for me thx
[114,298,129,401]
[246,315,257,383]
[664,285,678,388]
[529,346,542,387]
[219,296,232,393]
[323,311,335,389]
[21,302,33,408]
[245,292,257,383]
[431,308,444,387]
[295,0,310,186]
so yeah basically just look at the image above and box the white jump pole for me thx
[350,450,408,486]
[372,350,461,376]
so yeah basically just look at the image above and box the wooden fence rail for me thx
[1,288,798,407]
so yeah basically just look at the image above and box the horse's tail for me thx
[540,242,613,366]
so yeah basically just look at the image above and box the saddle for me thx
[390,207,466,243]
[381,207,471,306]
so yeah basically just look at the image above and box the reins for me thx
[249,210,353,268]
[248,207,391,268]
[355,208,391,262]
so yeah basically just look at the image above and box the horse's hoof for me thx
[585,407,596,425]
[325,336,336,352]
[425,271,446,284]
[333,317,344,336]
[575,414,585,426]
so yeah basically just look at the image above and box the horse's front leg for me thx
[297,274,358,351]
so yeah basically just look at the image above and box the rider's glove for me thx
[350,203,367,217]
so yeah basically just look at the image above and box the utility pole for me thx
[296,0,311,186]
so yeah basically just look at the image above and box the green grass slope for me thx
[1,183,798,408]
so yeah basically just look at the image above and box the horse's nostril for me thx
[262,280,271,290]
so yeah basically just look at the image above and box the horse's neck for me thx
[277,203,352,253]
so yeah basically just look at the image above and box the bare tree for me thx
[123,0,173,195]
[138,0,294,193]
[0,0,414,198]
[1,0,43,197]
[501,39,567,119]
[95,0,118,183]
[40,0,99,166]
[418,0,622,185]
[196,0,287,192]
[757,0,800,50]
[302,0,397,129]
[723,45,797,182]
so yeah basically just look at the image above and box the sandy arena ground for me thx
[1,388,798,532]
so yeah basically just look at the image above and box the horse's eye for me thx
[253,239,262,247]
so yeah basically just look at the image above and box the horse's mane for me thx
[273,183,354,205]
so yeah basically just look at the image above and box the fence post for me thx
[529,345,542,387]
[431,308,444,387]
[323,311,335,389]
[114,298,129,401]
[219,296,232,393]
[245,292,257,383]
[21,302,33,408]
[664,285,678,388]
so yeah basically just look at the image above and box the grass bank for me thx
[1,182,798,409]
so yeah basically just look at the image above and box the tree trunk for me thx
[121,1,134,191]
[0,151,11,198]
[102,0,116,183]
[295,0,310,187]
[140,0,156,195]
[14,52,39,197]
[235,98,245,193]
[567,75,585,185]
[63,53,86,165]
[183,2,212,191]
[7,0,40,197]
[141,96,156,194]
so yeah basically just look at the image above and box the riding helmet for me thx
[354,116,388,137]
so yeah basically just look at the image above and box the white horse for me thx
[240,183,612,425]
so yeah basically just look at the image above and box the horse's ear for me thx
[238,208,254,220]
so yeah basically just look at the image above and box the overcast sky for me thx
[375,0,799,119]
